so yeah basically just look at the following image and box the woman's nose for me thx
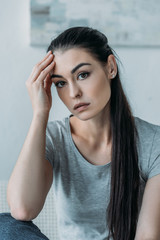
[69,83,82,98]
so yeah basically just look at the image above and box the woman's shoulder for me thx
[134,116,160,152]
[134,116,160,180]
[46,116,69,135]
[134,116,160,137]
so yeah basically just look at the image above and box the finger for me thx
[29,54,54,84]
[36,60,55,85]
[30,51,53,78]
[44,74,52,93]
[26,52,53,85]
[38,50,53,65]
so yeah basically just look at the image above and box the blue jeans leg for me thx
[0,212,49,240]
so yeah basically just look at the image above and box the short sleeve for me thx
[148,127,160,179]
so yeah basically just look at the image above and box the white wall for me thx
[0,0,160,180]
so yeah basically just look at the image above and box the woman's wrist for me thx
[32,111,50,127]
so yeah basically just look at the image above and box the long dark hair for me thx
[47,26,140,240]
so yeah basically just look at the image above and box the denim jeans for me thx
[0,212,49,240]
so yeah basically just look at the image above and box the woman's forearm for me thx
[7,114,50,220]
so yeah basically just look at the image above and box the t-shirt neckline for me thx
[65,114,111,169]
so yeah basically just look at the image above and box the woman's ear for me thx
[106,54,117,80]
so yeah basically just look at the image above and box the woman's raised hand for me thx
[25,51,55,117]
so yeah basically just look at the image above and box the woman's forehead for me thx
[50,48,100,77]
[53,48,96,62]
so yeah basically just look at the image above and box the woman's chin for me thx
[72,111,98,121]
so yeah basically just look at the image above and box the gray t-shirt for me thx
[45,115,160,240]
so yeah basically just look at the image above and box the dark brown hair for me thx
[47,26,140,240]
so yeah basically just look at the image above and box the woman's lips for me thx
[74,103,90,112]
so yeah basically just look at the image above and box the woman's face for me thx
[50,48,115,121]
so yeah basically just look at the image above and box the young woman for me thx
[0,26,160,240]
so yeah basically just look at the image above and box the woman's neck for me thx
[70,106,112,147]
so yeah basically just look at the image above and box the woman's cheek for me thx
[58,90,70,107]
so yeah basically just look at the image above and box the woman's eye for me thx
[55,81,66,88]
[78,72,90,80]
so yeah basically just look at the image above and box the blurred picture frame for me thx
[30,0,160,47]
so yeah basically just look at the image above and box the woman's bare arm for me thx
[135,174,160,240]
[7,115,53,220]
[7,51,55,221]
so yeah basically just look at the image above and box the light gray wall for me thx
[0,0,160,180]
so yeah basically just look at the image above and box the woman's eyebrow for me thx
[50,62,91,79]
